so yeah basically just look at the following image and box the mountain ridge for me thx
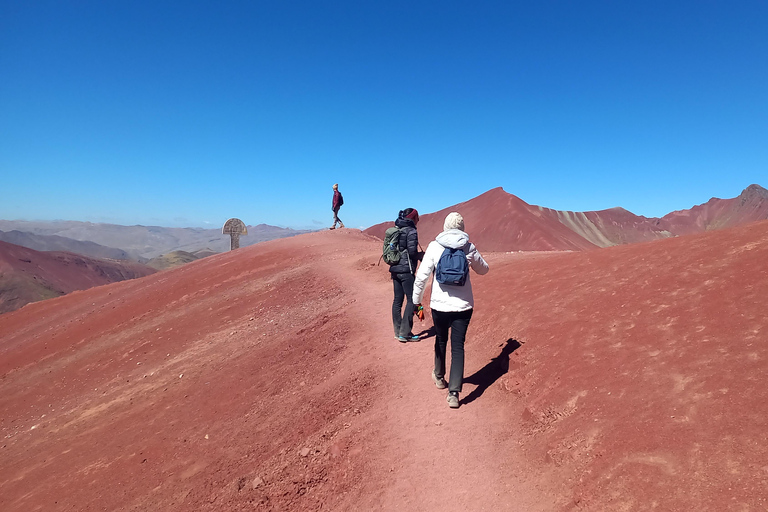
[0,220,313,260]
[365,184,767,251]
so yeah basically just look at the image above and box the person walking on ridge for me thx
[390,208,422,342]
[330,183,344,229]
[413,212,489,408]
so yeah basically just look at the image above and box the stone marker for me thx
[222,218,248,250]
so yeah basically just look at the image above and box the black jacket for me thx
[389,217,419,274]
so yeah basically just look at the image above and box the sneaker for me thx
[339,223,345,228]
[431,370,447,389]
[446,392,460,409]
[330,226,336,230]
[407,334,420,342]
[395,335,407,343]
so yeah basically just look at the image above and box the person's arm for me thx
[467,243,489,275]
[413,242,436,304]
[406,228,419,261]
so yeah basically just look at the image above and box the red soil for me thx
[1,221,767,511]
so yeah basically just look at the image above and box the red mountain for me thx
[364,184,767,251]
[658,183,768,236]
[1,222,767,510]
[410,188,601,252]
[0,240,156,314]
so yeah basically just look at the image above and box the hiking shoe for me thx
[395,336,408,343]
[339,223,345,228]
[330,226,336,230]
[431,370,447,389]
[447,392,460,409]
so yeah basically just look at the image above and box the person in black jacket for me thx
[390,208,422,342]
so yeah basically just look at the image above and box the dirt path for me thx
[327,250,555,511]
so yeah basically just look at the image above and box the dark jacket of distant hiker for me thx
[389,216,419,274]
[332,190,343,211]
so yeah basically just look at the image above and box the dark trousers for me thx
[391,272,415,337]
[432,308,473,393]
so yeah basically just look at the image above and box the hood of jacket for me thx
[436,229,469,249]
[395,217,416,230]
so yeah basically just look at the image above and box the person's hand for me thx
[414,304,424,321]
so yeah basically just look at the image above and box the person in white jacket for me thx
[413,212,489,408]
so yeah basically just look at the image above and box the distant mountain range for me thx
[0,221,313,261]
[0,222,312,313]
[2,185,765,315]
[365,184,768,251]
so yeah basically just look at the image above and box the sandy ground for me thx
[1,221,767,511]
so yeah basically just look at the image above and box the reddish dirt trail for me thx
[321,237,555,511]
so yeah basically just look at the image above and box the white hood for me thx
[435,229,469,250]
[412,230,489,312]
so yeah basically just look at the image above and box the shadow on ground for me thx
[461,338,521,405]
[415,325,436,340]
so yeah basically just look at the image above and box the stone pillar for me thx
[222,218,247,251]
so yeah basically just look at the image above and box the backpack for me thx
[338,192,344,206]
[381,226,404,265]
[435,246,469,286]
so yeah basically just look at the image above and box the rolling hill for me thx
[0,241,156,314]
[146,250,201,271]
[1,221,766,510]
[0,229,131,260]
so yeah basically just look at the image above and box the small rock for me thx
[300,447,311,457]
[179,374,184,378]
[252,476,264,489]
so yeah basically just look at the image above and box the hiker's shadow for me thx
[461,338,521,406]
[415,325,436,341]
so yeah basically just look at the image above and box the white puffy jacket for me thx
[412,229,489,312]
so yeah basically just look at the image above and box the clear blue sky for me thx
[1,1,766,230]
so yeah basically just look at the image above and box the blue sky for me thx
[1,1,766,230]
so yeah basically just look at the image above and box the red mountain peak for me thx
[741,184,768,200]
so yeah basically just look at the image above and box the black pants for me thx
[432,308,473,393]
[391,272,415,337]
